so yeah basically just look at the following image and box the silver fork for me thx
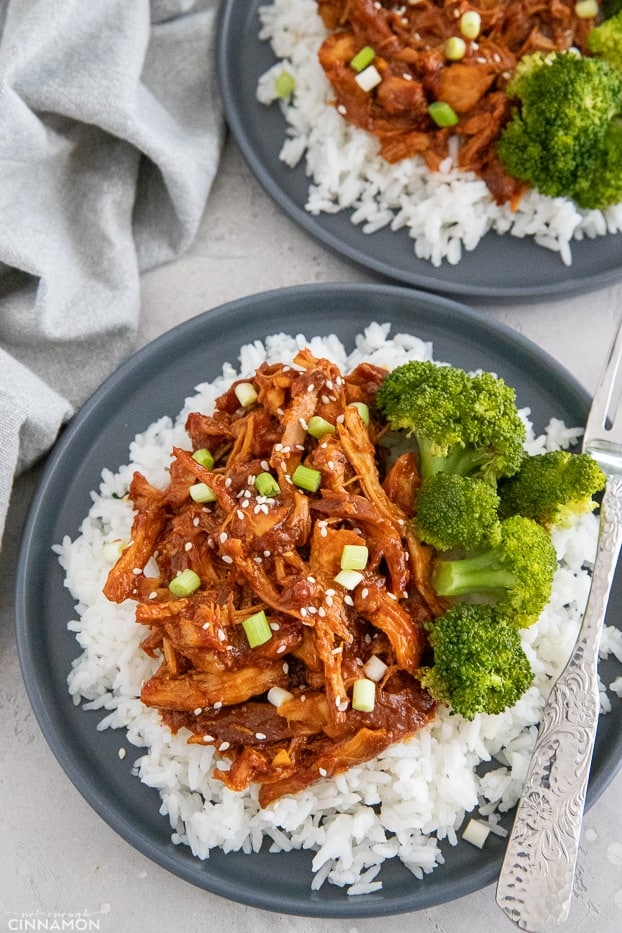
[496,317,622,932]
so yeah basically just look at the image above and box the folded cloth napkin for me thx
[0,0,224,547]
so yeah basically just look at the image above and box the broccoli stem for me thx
[434,549,517,597]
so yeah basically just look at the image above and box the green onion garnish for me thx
[349,401,370,425]
[428,101,459,127]
[242,610,273,648]
[352,678,376,712]
[445,36,466,61]
[274,71,296,98]
[574,0,597,17]
[292,464,322,493]
[255,472,281,497]
[189,482,217,503]
[334,569,364,590]
[460,10,481,38]
[350,45,375,73]
[168,568,201,597]
[234,382,258,407]
[341,543,369,571]
[192,448,214,469]
[307,415,336,439]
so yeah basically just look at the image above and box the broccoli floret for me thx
[414,473,501,552]
[497,50,622,210]
[588,9,622,71]
[498,450,606,528]
[375,361,526,483]
[419,603,534,720]
[433,515,558,628]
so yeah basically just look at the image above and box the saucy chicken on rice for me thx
[103,350,440,807]
[315,0,596,203]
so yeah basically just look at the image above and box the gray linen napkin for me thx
[0,0,224,547]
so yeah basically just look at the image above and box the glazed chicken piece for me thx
[104,350,440,805]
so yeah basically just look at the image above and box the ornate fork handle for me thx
[496,474,622,933]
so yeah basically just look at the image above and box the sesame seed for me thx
[214,701,223,709]
[319,767,328,777]
[241,499,250,509]
[255,732,267,740]
[192,517,200,527]
[361,588,369,599]
[184,542,193,552]
[217,629,226,642]
[203,734,214,742]
[132,567,141,575]
[321,395,330,404]
[148,591,158,600]
[221,555,233,564]
[261,460,270,471]
[254,556,263,564]
[307,575,316,583]
[325,596,333,607]
[224,477,232,488]
[219,741,230,751]
[325,588,336,597]
[277,644,287,654]
[282,662,289,673]
[318,607,326,618]
[344,595,354,606]
[320,526,328,537]
[202,622,210,629]
[236,509,244,520]
[307,384,315,393]
[300,607,308,617]
[219,532,228,543]
[269,622,280,631]
[263,550,271,557]
[299,418,309,430]
[194,707,202,715]
[118,747,126,759]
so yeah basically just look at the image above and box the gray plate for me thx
[217,0,622,303]
[15,284,622,918]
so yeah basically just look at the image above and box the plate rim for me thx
[14,282,622,918]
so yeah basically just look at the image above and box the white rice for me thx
[255,0,622,267]
[58,323,619,895]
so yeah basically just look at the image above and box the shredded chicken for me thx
[315,0,596,203]
[104,352,437,806]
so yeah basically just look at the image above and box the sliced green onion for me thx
[352,678,376,712]
[574,0,597,16]
[168,568,201,597]
[267,686,294,707]
[307,415,336,439]
[255,471,281,497]
[355,64,382,92]
[350,45,376,73]
[242,610,273,648]
[189,482,217,503]
[334,569,364,590]
[363,655,388,682]
[445,36,466,60]
[234,382,258,407]
[274,70,296,98]
[462,818,491,849]
[192,448,214,469]
[292,464,322,493]
[349,401,370,425]
[340,543,369,571]
[460,10,481,38]
[428,100,459,127]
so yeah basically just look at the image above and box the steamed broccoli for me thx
[375,361,526,483]
[588,9,622,71]
[432,515,558,628]
[498,450,606,528]
[497,50,622,210]
[414,472,501,552]
[419,603,534,720]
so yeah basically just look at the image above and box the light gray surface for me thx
[2,136,622,933]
